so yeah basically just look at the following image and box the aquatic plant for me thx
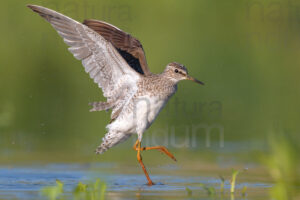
[199,183,216,196]
[41,179,106,200]
[230,169,240,193]
[241,185,247,197]
[73,182,88,200]
[41,180,64,200]
[188,169,248,199]
[185,187,192,196]
[219,175,225,194]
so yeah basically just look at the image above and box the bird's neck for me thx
[139,73,177,96]
[160,71,180,85]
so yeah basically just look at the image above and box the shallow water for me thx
[0,163,272,200]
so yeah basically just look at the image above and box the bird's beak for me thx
[186,75,205,85]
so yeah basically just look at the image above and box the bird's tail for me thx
[95,131,131,154]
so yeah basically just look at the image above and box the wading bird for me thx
[28,5,204,185]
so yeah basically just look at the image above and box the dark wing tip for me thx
[82,19,89,25]
[27,5,51,21]
[27,4,34,8]
[27,4,40,12]
[27,5,50,19]
[83,19,95,25]
[83,19,151,76]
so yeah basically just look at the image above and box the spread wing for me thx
[83,19,152,76]
[28,5,141,117]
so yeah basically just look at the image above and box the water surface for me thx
[0,163,272,200]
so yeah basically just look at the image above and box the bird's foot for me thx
[147,180,154,186]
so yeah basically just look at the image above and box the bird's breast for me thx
[133,79,177,131]
[134,94,172,130]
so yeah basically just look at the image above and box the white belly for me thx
[134,95,168,133]
[145,96,167,126]
[107,95,168,136]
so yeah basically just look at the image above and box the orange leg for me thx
[133,140,177,185]
[134,140,154,186]
[133,140,177,161]
[142,146,177,161]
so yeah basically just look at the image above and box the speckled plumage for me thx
[96,73,179,153]
[28,5,204,155]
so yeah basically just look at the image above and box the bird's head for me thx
[164,62,204,85]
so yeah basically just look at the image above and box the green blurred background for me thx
[0,0,300,164]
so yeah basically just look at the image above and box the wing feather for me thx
[83,19,152,76]
[28,5,141,120]
[28,5,140,103]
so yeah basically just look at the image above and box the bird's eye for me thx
[174,69,179,73]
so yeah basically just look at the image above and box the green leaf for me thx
[185,187,192,196]
[41,179,64,200]
[241,185,247,197]
[230,169,240,193]
[219,175,225,193]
